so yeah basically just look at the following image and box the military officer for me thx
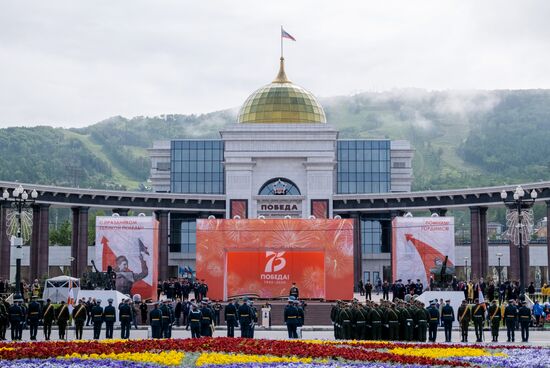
[149,302,163,339]
[27,296,42,340]
[104,298,116,339]
[337,303,353,340]
[330,301,341,339]
[457,300,471,342]
[238,298,253,338]
[353,302,368,340]
[487,300,501,342]
[289,282,299,299]
[224,299,238,337]
[91,299,104,339]
[284,297,300,338]
[188,302,202,338]
[399,301,414,341]
[472,299,485,342]
[0,298,8,340]
[504,300,518,342]
[369,302,382,340]
[43,298,55,340]
[427,300,440,342]
[119,298,133,339]
[441,299,455,342]
[200,300,213,337]
[72,299,87,340]
[518,301,531,342]
[161,299,174,338]
[415,301,428,342]
[9,299,24,341]
[56,301,70,340]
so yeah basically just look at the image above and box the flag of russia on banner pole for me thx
[281,27,296,41]
[67,279,75,313]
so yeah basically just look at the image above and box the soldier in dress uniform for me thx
[289,283,299,299]
[238,298,252,338]
[103,298,116,339]
[224,299,238,337]
[27,296,42,340]
[398,300,414,341]
[249,300,258,338]
[188,302,202,338]
[56,300,70,340]
[0,298,8,341]
[72,299,87,340]
[427,300,440,342]
[385,302,399,341]
[337,303,353,340]
[369,301,382,340]
[504,299,518,342]
[149,302,163,339]
[284,297,300,338]
[9,299,24,341]
[414,301,428,342]
[487,299,501,342]
[472,299,485,342]
[200,300,214,337]
[353,301,367,340]
[441,299,455,342]
[43,298,55,340]
[161,299,174,338]
[518,300,532,342]
[330,301,341,339]
[119,298,133,339]
[457,300,471,342]
[92,299,104,339]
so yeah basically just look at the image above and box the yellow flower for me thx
[389,347,502,358]
[62,351,184,366]
[195,352,325,366]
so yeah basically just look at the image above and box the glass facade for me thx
[170,215,196,253]
[361,219,383,254]
[337,140,391,194]
[170,140,224,194]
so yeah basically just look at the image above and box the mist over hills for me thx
[1,89,550,192]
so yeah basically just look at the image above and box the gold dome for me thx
[238,58,326,124]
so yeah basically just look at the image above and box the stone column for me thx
[547,201,550,283]
[71,207,80,278]
[71,207,89,278]
[156,210,169,282]
[470,207,488,281]
[30,205,41,281]
[0,203,10,280]
[350,213,362,291]
[112,208,130,216]
[38,204,50,279]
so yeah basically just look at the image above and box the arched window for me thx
[258,178,301,195]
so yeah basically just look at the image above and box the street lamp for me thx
[464,256,469,282]
[496,252,503,285]
[500,185,536,296]
[1,186,38,300]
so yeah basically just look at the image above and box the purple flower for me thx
[199,364,428,368]
[457,348,550,368]
[0,358,162,368]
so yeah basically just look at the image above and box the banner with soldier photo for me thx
[392,216,455,288]
[95,216,158,300]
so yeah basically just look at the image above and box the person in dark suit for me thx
[149,302,163,339]
[140,300,148,324]
[9,299,24,341]
[238,298,252,338]
[289,283,299,299]
[224,299,238,337]
[27,296,42,340]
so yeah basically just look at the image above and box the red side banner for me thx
[196,218,354,301]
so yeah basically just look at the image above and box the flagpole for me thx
[280,25,283,58]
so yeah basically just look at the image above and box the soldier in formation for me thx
[56,301,70,340]
[119,298,133,339]
[9,299,24,341]
[72,299,87,340]
[104,298,117,339]
[0,297,8,340]
[149,302,163,339]
[27,296,42,340]
[224,299,238,337]
[92,299,104,339]
[43,298,55,340]
[187,302,202,338]
[441,299,454,343]
[457,299,471,342]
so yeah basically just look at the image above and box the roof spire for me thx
[273,57,291,83]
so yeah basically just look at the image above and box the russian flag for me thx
[281,28,296,41]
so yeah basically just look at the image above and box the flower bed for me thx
[0,338,548,367]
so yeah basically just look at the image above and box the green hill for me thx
[1,89,550,191]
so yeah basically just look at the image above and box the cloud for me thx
[0,1,549,127]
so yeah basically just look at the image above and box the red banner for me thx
[196,218,354,301]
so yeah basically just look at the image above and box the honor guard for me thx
[488,300,501,342]
[0,298,8,340]
[188,303,202,338]
[72,299,87,340]
[386,303,400,341]
[289,283,299,299]
[104,298,116,339]
[427,300,440,342]
[399,301,414,341]
[238,298,253,338]
[504,300,518,342]
[353,302,367,340]
[224,299,238,337]
[43,299,55,340]
[119,299,133,339]
[161,300,174,338]
[9,299,24,341]
[330,301,341,339]
[249,300,258,338]
[472,299,485,342]
[284,297,300,339]
[56,301,70,340]
[149,302,163,339]
[415,301,428,342]
[337,303,353,340]
[518,301,531,342]
[369,302,383,340]
[91,299,104,339]
[200,300,214,337]
[457,300,471,342]
[27,296,42,340]
[441,299,455,342]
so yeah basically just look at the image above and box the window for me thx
[373,271,380,284]
[258,178,301,195]
[393,161,406,168]
[337,140,390,194]
[361,218,382,254]
[157,162,170,171]
[170,140,224,194]
[170,216,197,253]
[363,271,371,283]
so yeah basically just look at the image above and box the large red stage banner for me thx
[392,216,455,287]
[196,218,354,301]
[95,216,159,300]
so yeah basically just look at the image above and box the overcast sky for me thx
[1,1,550,127]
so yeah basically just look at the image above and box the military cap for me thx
[97,299,102,303]
[445,299,451,302]
[108,298,113,303]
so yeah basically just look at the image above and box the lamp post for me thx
[501,185,536,296]
[464,256,469,282]
[1,185,38,300]
[496,252,503,285]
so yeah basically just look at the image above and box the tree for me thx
[49,220,72,246]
